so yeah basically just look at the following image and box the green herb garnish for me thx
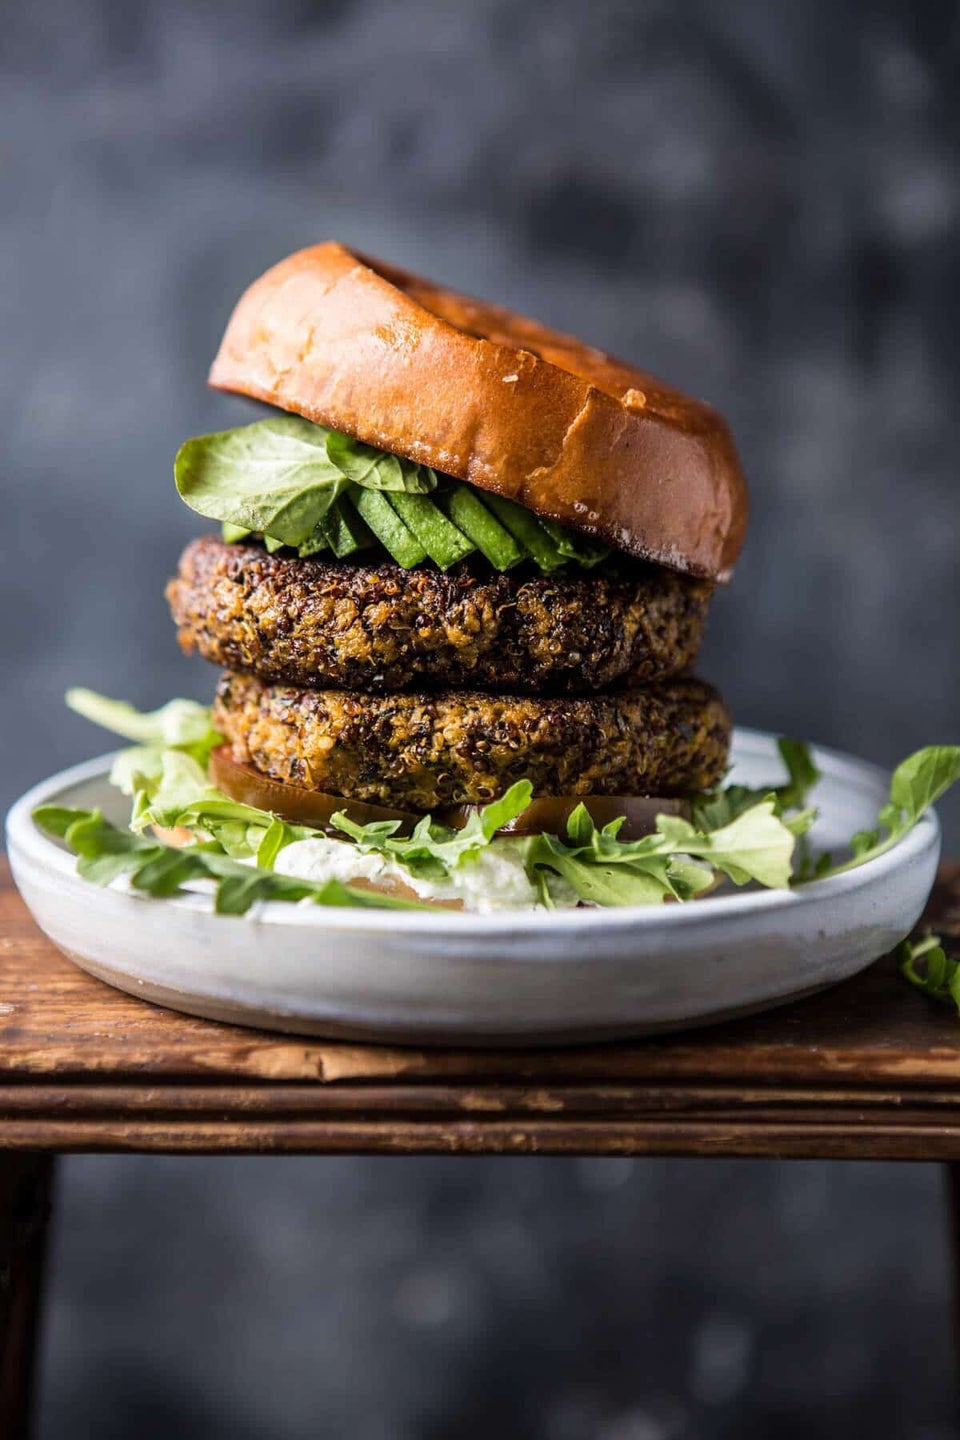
[898,932,959,1010]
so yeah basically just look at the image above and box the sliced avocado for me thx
[297,522,330,557]
[263,533,286,554]
[353,488,428,568]
[387,492,476,569]
[323,493,375,558]
[481,494,567,572]
[438,487,524,570]
[221,522,252,544]
[538,517,611,569]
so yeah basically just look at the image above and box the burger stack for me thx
[166,244,747,821]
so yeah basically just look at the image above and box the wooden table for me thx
[2,858,959,1434]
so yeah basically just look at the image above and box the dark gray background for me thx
[3,1,959,1435]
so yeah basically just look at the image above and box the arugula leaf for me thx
[814,745,960,879]
[891,747,960,824]
[119,844,204,897]
[692,738,820,832]
[525,829,714,906]
[30,805,85,838]
[777,739,820,810]
[329,815,404,853]
[34,806,159,885]
[170,797,312,865]
[524,797,797,906]
[898,931,960,1011]
[67,690,224,839]
[124,749,314,865]
[652,803,796,889]
[330,781,534,880]
[32,806,427,914]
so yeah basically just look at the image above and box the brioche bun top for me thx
[209,242,748,579]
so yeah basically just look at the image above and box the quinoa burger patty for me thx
[169,536,713,696]
[213,671,731,811]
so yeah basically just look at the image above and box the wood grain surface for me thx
[1,859,959,1158]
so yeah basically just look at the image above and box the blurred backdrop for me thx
[3,0,959,1435]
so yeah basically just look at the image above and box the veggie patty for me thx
[169,536,713,696]
[213,671,731,810]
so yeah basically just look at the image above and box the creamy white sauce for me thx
[273,836,579,912]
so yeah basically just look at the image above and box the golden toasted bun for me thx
[209,243,748,579]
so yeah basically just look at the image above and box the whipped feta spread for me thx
[273,835,579,912]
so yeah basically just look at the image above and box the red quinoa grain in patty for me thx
[213,671,731,811]
[168,535,713,697]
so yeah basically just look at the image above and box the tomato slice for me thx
[208,747,422,835]
[439,794,688,841]
[208,747,689,842]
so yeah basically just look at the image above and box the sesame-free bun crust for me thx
[209,243,748,579]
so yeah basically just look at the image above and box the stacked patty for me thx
[167,533,730,812]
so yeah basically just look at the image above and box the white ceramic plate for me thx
[5,730,941,1046]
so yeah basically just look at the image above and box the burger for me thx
[51,242,822,915]
[167,242,745,827]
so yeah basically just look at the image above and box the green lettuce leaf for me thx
[653,804,796,888]
[67,688,225,816]
[324,431,436,493]
[176,417,351,544]
[175,417,434,547]
[67,689,220,755]
[127,750,313,866]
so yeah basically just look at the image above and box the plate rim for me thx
[5,727,941,936]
